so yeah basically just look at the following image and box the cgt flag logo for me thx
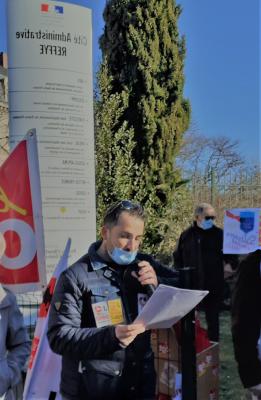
[0,130,46,293]
[41,3,64,14]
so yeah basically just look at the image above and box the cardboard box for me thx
[156,395,172,400]
[151,328,181,397]
[151,328,180,362]
[156,358,179,396]
[197,342,219,399]
[152,329,219,399]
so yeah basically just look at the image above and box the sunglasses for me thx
[204,216,216,220]
[105,200,144,218]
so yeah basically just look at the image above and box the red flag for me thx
[0,130,46,293]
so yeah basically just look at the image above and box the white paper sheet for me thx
[134,284,209,329]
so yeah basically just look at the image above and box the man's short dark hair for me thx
[103,200,145,227]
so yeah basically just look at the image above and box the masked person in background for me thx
[0,286,31,400]
[47,200,178,400]
[173,202,238,342]
[232,250,261,400]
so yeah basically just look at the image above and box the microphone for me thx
[135,258,156,297]
[146,283,156,297]
[124,262,156,297]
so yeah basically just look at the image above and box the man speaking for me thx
[47,200,178,400]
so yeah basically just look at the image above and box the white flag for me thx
[23,238,71,400]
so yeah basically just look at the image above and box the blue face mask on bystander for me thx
[108,247,138,265]
[200,219,214,230]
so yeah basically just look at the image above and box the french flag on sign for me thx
[41,4,49,12]
[54,5,64,14]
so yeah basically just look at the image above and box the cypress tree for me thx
[95,60,139,229]
[100,0,190,214]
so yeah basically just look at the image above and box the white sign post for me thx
[7,0,96,279]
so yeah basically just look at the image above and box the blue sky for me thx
[0,0,260,164]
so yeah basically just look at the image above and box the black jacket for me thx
[231,250,261,388]
[173,223,237,296]
[47,241,178,400]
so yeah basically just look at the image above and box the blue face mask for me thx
[200,219,214,230]
[108,247,138,265]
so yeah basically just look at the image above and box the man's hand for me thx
[115,323,145,347]
[132,260,158,288]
